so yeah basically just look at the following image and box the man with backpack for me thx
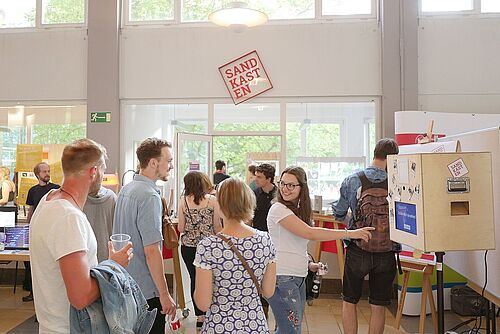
[332,138,399,334]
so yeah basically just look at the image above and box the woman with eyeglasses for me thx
[178,171,222,327]
[267,166,373,334]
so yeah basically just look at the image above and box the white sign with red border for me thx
[219,50,273,105]
[447,158,469,178]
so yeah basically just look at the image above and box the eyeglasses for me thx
[277,181,301,191]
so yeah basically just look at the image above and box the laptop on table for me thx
[4,226,29,250]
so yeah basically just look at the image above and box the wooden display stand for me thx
[312,213,346,282]
[395,260,438,334]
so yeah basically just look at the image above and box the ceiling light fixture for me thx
[208,1,268,33]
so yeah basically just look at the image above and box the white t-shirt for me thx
[30,194,98,334]
[267,202,309,277]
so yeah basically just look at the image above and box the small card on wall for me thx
[219,50,273,105]
[448,158,469,178]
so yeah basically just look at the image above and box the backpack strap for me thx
[357,171,388,191]
[217,234,263,296]
[357,171,372,192]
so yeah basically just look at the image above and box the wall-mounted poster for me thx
[219,50,273,105]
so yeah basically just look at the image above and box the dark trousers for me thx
[147,297,166,334]
[181,245,205,316]
[23,261,32,292]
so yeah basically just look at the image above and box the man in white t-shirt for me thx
[30,139,133,334]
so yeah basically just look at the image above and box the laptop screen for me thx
[4,226,29,250]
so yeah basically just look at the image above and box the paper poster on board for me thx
[17,177,39,206]
[16,145,44,172]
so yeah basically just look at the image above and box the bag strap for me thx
[184,196,195,223]
[216,234,262,296]
[161,197,169,223]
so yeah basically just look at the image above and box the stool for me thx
[395,261,438,334]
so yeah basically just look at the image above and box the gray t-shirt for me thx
[113,174,163,300]
[83,187,117,262]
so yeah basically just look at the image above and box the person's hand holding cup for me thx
[109,234,133,267]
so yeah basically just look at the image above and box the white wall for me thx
[120,22,382,99]
[0,30,87,101]
[418,17,500,113]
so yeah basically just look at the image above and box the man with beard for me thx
[113,138,176,334]
[29,139,133,333]
[83,162,117,263]
[23,162,60,302]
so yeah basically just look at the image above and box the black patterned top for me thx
[180,196,216,247]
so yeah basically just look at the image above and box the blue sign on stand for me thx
[395,201,417,235]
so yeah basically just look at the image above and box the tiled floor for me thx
[1,287,496,334]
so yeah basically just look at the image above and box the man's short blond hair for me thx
[61,139,107,176]
[217,178,256,222]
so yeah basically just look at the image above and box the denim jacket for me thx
[70,260,157,334]
[331,166,387,229]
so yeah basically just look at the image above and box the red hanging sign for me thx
[219,50,273,105]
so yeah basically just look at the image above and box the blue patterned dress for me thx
[194,230,276,334]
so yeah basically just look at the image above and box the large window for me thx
[0,0,86,28]
[420,0,500,14]
[124,0,378,25]
[121,103,208,172]
[0,104,86,171]
[128,0,174,22]
[181,0,314,22]
[286,102,375,206]
[122,99,377,210]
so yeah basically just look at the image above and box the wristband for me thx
[344,228,350,240]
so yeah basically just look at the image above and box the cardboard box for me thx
[387,152,495,252]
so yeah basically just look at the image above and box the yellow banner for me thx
[16,145,43,172]
[17,177,39,206]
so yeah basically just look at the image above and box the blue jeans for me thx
[267,275,306,334]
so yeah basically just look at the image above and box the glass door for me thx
[175,132,213,208]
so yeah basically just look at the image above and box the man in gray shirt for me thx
[113,138,176,334]
[83,172,117,263]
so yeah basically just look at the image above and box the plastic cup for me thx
[110,234,130,251]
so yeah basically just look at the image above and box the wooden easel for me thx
[395,260,438,334]
[312,213,346,282]
[417,120,435,144]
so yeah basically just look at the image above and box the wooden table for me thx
[0,250,30,262]
[0,250,30,293]
[395,260,438,334]
[312,213,346,282]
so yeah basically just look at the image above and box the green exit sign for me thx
[90,112,111,123]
